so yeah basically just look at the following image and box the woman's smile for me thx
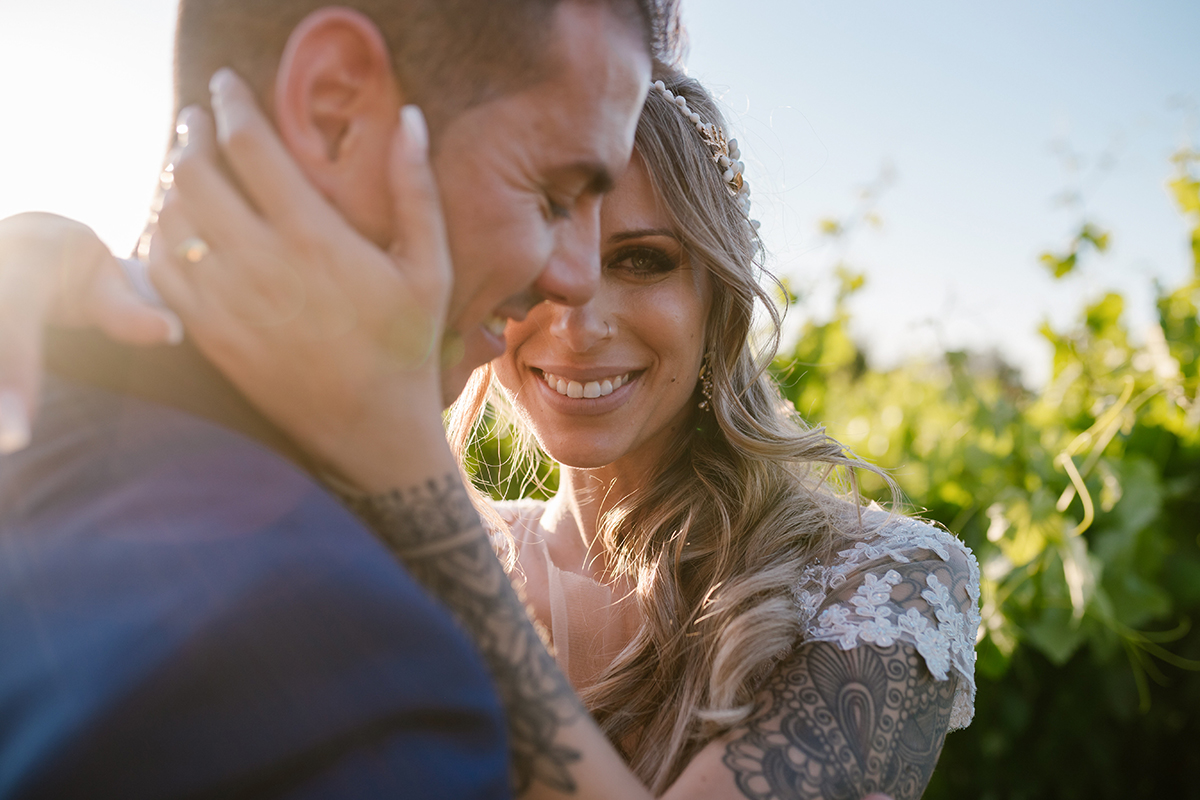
[522,366,643,419]
[539,369,635,399]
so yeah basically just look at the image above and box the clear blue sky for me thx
[2,0,1196,384]
[683,0,1199,383]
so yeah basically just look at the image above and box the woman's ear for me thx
[272,7,403,245]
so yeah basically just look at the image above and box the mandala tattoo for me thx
[340,474,584,795]
[723,641,956,800]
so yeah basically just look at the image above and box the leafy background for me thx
[777,149,1200,798]
[466,151,1200,796]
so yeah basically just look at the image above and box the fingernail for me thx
[208,68,235,99]
[401,105,428,158]
[0,391,31,454]
[158,309,185,345]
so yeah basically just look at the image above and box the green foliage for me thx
[773,149,1200,796]
[1039,222,1111,278]
[461,406,559,502]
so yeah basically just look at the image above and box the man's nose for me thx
[547,300,612,354]
[534,206,601,307]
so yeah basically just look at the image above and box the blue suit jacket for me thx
[0,332,509,799]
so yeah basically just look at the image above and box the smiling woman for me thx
[447,72,981,798]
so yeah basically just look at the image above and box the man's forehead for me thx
[528,56,648,167]
[438,1,649,185]
[534,4,649,129]
[460,70,642,195]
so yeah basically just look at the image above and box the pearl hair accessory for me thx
[651,80,759,231]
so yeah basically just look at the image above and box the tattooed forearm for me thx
[340,474,584,795]
[723,642,956,800]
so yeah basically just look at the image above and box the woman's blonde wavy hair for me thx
[448,70,892,793]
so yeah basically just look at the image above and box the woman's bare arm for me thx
[0,212,181,451]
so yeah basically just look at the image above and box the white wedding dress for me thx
[492,499,980,730]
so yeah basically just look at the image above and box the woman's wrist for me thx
[309,380,454,494]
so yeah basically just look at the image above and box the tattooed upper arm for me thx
[721,640,956,800]
[339,475,586,795]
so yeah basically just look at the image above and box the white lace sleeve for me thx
[794,511,982,730]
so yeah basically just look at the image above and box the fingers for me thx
[88,259,183,346]
[208,69,346,238]
[153,103,294,329]
[147,188,204,322]
[388,106,451,283]
[147,188,247,339]
[149,72,451,391]
[371,105,452,369]
[153,182,316,334]
[0,264,41,452]
[168,105,267,255]
[0,390,31,454]
[0,212,109,449]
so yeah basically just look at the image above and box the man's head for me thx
[174,0,678,126]
[172,0,679,402]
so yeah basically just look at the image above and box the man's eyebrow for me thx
[550,162,615,195]
[588,166,616,195]
[608,228,679,244]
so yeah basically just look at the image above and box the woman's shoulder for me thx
[794,506,982,730]
[835,506,978,581]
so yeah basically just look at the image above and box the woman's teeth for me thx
[542,371,631,399]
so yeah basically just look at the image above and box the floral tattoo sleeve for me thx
[340,474,585,795]
[723,640,957,800]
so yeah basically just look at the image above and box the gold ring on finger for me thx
[175,237,210,265]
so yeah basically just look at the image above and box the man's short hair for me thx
[174,0,681,129]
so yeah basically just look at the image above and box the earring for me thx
[698,352,714,411]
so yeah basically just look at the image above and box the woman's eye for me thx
[611,247,678,277]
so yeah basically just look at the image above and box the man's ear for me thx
[274,8,403,245]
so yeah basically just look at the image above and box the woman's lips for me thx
[540,370,633,399]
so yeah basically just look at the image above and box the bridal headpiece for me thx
[651,79,758,230]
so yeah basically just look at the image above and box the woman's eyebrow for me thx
[607,228,679,244]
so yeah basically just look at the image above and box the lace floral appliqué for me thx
[794,512,981,731]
